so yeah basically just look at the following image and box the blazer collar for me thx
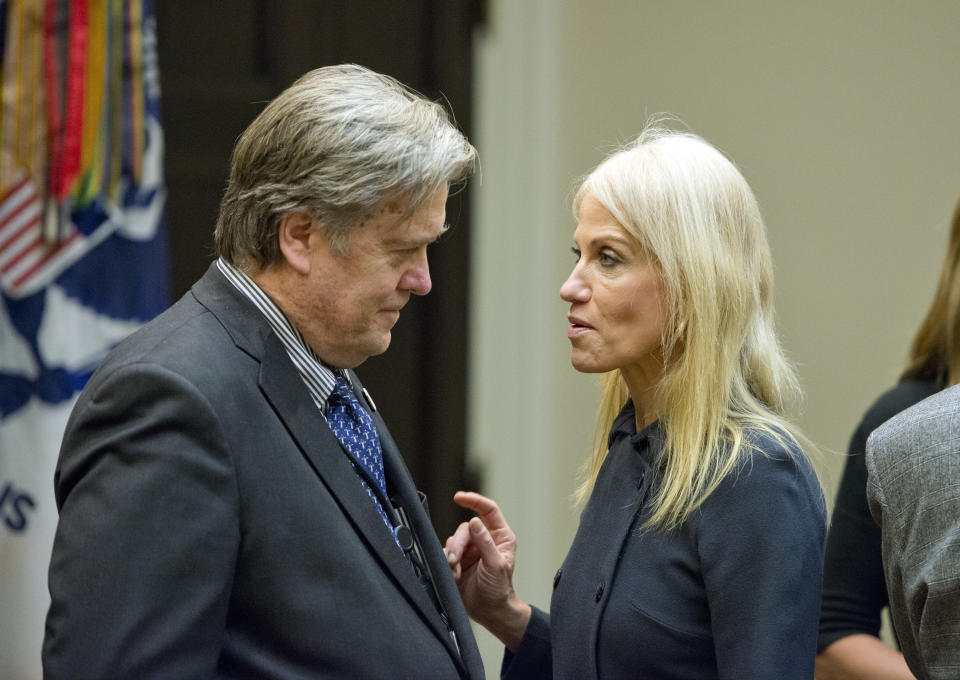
[190,262,272,360]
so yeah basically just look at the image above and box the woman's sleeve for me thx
[698,442,826,679]
[818,419,890,649]
[501,606,552,680]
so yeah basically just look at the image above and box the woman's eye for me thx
[571,246,581,261]
[599,251,620,267]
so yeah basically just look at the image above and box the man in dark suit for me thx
[42,64,483,679]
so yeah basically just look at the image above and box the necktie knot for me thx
[327,375,360,411]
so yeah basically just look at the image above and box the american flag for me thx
[0,171,83,299]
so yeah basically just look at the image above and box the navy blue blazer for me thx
[504,404,825,679]
[43,264,484,679]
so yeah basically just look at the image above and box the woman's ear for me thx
[276,211,317,275]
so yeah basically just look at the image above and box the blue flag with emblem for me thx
[0,1,168,676]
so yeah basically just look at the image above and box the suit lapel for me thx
[375,408,479,677]
[259,339,454,624]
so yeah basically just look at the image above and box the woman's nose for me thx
[560,267,589,302]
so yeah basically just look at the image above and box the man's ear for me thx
[277,211,317,275]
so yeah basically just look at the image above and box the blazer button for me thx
[553,568,562,589]
[636,471,646,488]
[594,579,605,602]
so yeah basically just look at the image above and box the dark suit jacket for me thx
[43,264,484,679]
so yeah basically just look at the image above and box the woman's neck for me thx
[622,363,662,431]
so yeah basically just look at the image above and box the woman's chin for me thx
[570,355,607,374]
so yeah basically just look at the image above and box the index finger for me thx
[453,491,509,532]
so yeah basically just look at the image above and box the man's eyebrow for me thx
[386,223,451,248]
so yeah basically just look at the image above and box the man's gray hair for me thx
[215,63,478,269]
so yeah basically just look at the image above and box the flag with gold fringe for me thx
[0,2,167,676]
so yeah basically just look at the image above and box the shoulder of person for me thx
[867,384,960,523]
[706,427,822,511]
[859,379,940,435]
[83,292,244,404]
[869,382,960,453]
[693,427,825,543]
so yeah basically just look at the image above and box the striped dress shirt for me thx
[216,257,402,547]
[216,257,339,411]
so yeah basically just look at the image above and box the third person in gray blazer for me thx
[867,383,960,680]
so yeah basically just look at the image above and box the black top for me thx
[817,378,940,651]
[505,402,826,680]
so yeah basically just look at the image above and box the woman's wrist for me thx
[479,592,532,652]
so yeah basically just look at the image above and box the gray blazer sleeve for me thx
[866,384,960,680]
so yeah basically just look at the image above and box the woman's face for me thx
[560,194,668,389]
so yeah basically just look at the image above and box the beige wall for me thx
[469,0,960,674]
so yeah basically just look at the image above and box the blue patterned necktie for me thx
[326,375,398,543]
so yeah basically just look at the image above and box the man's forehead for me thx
[364,185,448,240]
[377,205,447,241]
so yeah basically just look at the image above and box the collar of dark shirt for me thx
[609,400,662,457]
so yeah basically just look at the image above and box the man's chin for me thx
[326,332,391,370]
[371,333,392,357]
[361,331,393,361]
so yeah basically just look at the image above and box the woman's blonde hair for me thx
[901,197,960,386]
[573,126,803,531]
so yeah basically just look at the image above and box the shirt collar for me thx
[609,400,662,458]
[216,257,342,410]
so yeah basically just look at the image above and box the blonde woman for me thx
[446,127,826,679]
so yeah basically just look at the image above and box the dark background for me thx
[156,0,484,537]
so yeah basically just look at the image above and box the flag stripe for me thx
[0,0,21,185]
[0,173,33,218]
[107,0,123,200]
[43,0,62,204]
[1,233,42,273]
[79,0,106,204]
[59,0,87,200]
[127,0,143,182]
[0,207,41,256]
[9,230,81,288]
[26,0,46,190]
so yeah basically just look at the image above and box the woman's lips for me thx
[567,315,594,338]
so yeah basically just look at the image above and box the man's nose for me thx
[400,250,432,295]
